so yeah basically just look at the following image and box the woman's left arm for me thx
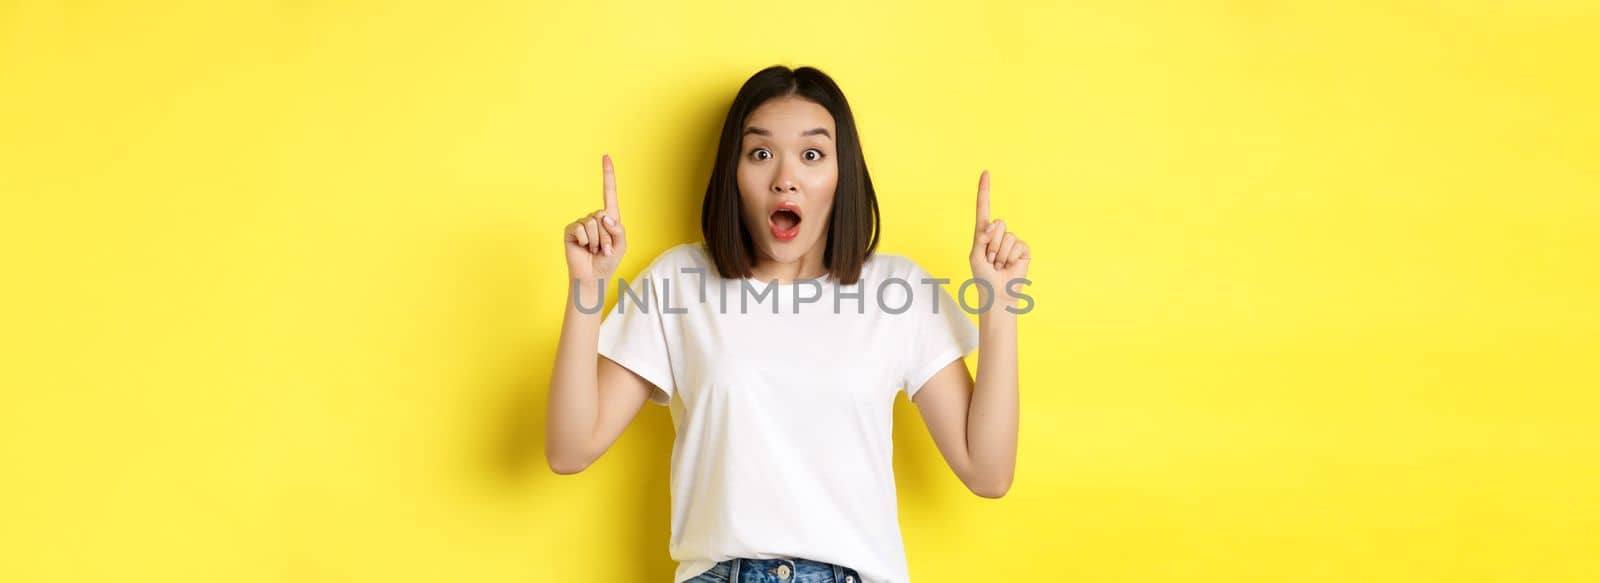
[912,171,1027,499]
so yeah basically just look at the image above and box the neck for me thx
[749,248,828,284]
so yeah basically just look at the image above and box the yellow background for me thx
[3,0,1597,581]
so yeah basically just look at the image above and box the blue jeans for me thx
[685,557,863,583]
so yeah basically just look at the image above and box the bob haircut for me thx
[700,65,881,285]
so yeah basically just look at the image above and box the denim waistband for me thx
[710,557,861,583]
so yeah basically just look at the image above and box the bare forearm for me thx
[546,281,604,470]
[962,168,1027,496]
[969,299,1019,492]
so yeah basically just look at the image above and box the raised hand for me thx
[564,154,628,283]
[969,170,1030,300]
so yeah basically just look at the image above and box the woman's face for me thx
[736,95,839,268]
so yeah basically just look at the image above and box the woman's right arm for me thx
[545,154,657,475]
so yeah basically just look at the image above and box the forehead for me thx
[743,96,835,134]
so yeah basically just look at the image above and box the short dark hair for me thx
[700,65,881,285]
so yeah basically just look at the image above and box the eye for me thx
[803,148,825,161]
[750,148,772,161]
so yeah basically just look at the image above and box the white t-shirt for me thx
[595,241,979,583]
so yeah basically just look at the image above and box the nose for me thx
[771,160,798,193]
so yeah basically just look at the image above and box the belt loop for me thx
[832,563,844,581]
[730,558,742,582]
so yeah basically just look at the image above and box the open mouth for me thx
[768,202,802,242]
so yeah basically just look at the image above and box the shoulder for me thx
[860,251,932,282]
[634,241,712,276]
[624,240,720,283]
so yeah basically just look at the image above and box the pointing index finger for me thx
[975,170,990,232]
[603,154,621,221]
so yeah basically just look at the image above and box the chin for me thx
[763,246,798,264]
[760,236,818,263]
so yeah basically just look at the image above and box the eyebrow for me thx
[743,126,832,139]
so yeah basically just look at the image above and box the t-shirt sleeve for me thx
[902,262,981,401]
[596,261,676,406]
